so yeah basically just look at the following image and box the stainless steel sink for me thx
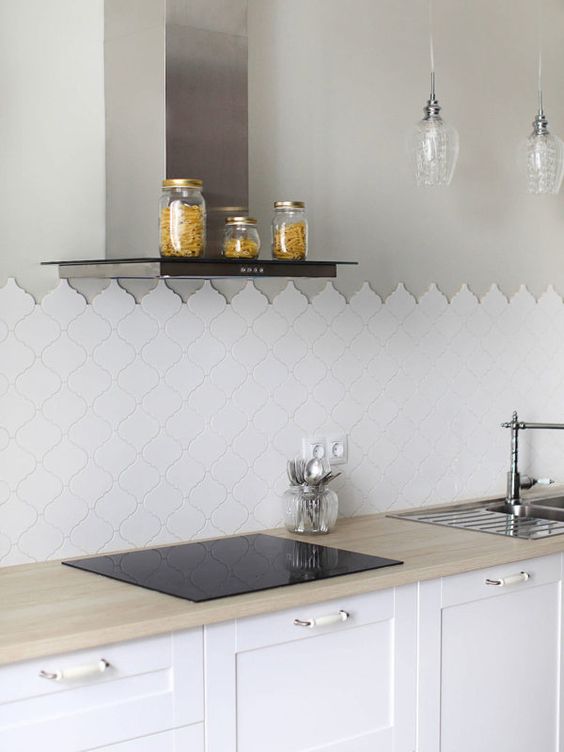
[390,496,564,539]
[530,495,564,509]
[392,411,564,539]
[487,501,564,522]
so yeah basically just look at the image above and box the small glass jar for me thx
[272,201,308,260]
[160,179,206,257]
[283,484,338,535]
[223,216,261,259]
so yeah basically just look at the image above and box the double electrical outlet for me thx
[301,435,348,465]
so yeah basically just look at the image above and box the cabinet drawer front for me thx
[93,724,204,752]
[236,589,394,652]
[441,553,562,608]
[0,630,203,752]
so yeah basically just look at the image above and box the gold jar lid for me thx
[274,201,305,209]
[162,178,203,189]
[225,216,258,225]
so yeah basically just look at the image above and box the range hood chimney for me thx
[104,0,249,258]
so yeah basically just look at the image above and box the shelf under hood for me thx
[42,257,357,280]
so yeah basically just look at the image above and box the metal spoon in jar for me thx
[304,458,325,485]
[294,458,306,484]
[287,460,297,485]
[320,470,341,484]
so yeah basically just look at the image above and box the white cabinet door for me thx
[205,586,417,752]
[418,553,563,752]
[93,724,204,751]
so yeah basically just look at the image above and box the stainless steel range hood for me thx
[104,0,248,259]
[44,0,357,280]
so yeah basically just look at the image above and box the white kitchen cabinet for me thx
[3,549,564,752]
[0,629,204,752]
[418,553,563,752]
[205,586,417,752]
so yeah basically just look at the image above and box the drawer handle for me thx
[485,571,530,588]
[293,610,350,628]
[39,658,110,682]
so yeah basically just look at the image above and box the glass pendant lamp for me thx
[527,107,564,194]
[408,1,459,186]
[525,4,564,194]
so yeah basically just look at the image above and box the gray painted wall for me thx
[248,0,564,298]
[0,0,105,299]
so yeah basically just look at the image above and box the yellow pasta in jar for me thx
[160,201,204,257]
[224,237,259,259]
[273,221,307,260]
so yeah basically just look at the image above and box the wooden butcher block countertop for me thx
[2,491,564,666]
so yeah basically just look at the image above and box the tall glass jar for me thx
[283,484,338,535]
[272,201,308,260]
[223,217,261,259]
[160,179,206,257]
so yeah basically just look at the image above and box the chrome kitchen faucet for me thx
[502,411,563,504]
[389,412,564,540]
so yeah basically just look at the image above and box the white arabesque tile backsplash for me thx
[2,277,564,566]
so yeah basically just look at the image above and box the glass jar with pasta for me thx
[160,179,206,257]
[223,216,261,259]
[272,201,308,260]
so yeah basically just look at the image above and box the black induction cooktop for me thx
[62,534,403,603]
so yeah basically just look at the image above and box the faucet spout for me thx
[505,412,522,504]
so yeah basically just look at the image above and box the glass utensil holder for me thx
[283,484,338,535]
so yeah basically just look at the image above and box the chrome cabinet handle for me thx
[39,658,110,681]
[485,571,530,587]
[293,609,350,628]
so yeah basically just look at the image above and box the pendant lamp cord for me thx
[538,0,543,113]
[429,0,435,98]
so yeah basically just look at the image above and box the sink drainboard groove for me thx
[391,504,564,539]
